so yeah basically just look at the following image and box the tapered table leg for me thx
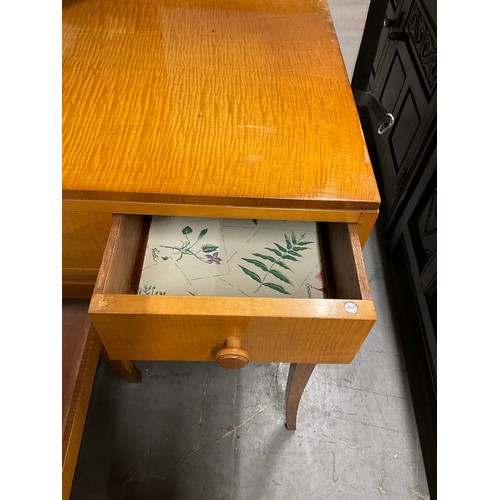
[101,347,142,383]
[285,363,315,430]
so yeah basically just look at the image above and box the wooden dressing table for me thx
[62,0,380,433]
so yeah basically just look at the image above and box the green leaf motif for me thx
[265,247,283,258]
[253,253,277,263]
[239,265,262,283]
[268,268,293,285]
[138,285,167,296]
[182,226,193,235]
[241,258,269,273]
[262,282,291,295]
[198,228,208,239]
[252,253,292,271]
[240,232,314,294]
[202,244,218,253]
[292,246,309,252]
[275,260,292,271]
[161,256,169,261]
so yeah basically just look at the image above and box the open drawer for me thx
[89,215,376,365]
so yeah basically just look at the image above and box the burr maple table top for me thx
[62,0,379,213]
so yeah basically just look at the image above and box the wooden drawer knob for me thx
[216,337,250,369]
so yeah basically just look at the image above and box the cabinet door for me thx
[367,0,436,231]
[62,212,113,297]
[395,153,437,378]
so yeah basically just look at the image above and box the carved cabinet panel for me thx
[368,0,436,233]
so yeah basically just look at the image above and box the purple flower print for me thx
[153,226,219,265]
[206,252,222,264]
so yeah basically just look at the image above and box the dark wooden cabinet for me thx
[353,1,436,497]
[362,0,436,235]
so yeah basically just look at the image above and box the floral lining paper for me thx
[138,217,325,299]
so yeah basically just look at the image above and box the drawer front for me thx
[63,212,114,297]
[89,215,376,364]
[62,212,113,276]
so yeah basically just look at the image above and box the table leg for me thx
[285,363,315,430]
[101,347,142,383]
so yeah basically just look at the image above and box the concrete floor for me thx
[327,0,371,82]
[70,227,430,499]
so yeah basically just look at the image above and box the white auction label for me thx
[344,301,358,314]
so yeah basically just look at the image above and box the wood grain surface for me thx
[89,214,376,362]
[62,0,379,213]
[62,212,113,275]
[89,294,376,363]
[62,276,98,299]
[356,210,379,247]
[93,214,145,295]
[62,325,101,500]
[62,199,362,224]
[327,222,371,300]
[285,363,315,430]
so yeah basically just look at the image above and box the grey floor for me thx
[70,227,430,499]
[70,5,430,498]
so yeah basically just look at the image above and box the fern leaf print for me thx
[239,232,312,295]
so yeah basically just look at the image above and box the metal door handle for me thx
[352,88,394,135]
[377,113,395,135]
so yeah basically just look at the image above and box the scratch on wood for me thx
[97,297,108,308]
[237,125,276,134]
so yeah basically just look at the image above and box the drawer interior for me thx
[138,216,326,299]
[90,214,375,363]
[93,214,371,303]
